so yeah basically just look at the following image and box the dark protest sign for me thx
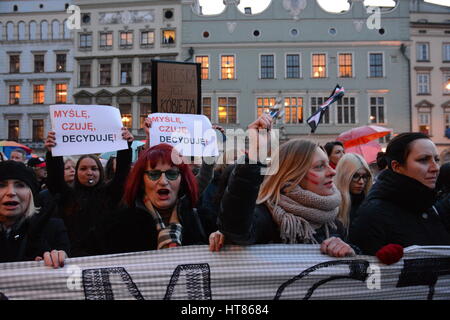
[151,60,201,114]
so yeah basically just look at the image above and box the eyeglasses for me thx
[352,173,370,182]
[145,169,180,181]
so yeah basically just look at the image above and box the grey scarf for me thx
[267,184,341,244]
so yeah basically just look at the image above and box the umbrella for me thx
[100,140,145,163]
[346,139,381,164]
[0,141,32,159]
[336,125,392,149]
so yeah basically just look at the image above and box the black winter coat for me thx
[218,163,348,245]
[350,169,450,255]
[45,144,132,257]
[0,211,70,263]
[103,196,217,254]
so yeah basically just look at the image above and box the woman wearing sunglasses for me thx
[104,143,217,253]
[334,153,373,234]
[350,132,450,255]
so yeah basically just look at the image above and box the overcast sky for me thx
[199,0,450,14]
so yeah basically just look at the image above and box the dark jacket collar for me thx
[366,169,436,215]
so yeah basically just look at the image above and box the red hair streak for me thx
[122,144,199,208]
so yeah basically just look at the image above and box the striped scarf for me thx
[266,184,341,244]
[143,196,182,249]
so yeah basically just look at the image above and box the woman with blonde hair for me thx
[334,153,373,232]
[215,115,357,257]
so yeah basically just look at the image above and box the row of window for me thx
[9,53,67,73]
[416,71,450,95]
[7,84,68,105]
[195,52,386,80]
[79,29,175,50]
[199,96,386,125]
[79,61,152,87]
[416,42,450,62]
[1,20,72,41]
[6,119,45,142]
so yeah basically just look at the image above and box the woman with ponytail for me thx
[350,132,450,255]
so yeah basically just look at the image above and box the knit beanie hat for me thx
[0,160,40,202]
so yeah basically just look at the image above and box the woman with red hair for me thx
[104,143,217,253]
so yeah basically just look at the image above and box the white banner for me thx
[50,105,128,156]
[1,244,450,300]
[149,113,219,157]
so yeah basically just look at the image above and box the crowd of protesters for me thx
[1,113,449,268]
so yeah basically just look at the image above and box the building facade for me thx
[72,0,182,138]
[410,0,450,161]
[0,0,74,153]
[182,0,411,147]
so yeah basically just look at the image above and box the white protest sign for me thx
[50,105,128,156]
[149,113,219,157]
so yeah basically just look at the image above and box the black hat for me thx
[27,157,46,168]
[0,160,40,202]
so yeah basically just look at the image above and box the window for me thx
[162,30,175,44]
[286,54,300,79]
[443,43,450,62]
[444,72,450,94]
[221,55,235,80]
[79,33,92,49]
[284,97,303,124]
[260,54,274,79]
[417,43,430,61]
[338,53,353,78]
[257,97,276,118]
[218,97,237,124]
[140,103,151,130]
[202,97,212,121]
[369,53,383,77]
[311,97,330,124]
[32,119,44,142]
[79,64,91,87]
[99,32,113,49]
[141,62,151,85]
[417,73,431,94]
[56,54,66,72]
[445,111,450,131]
[99,63,111,86]
[120,63,132,85]
[33,84,45,104]
[370,97,385,124]
[10,55,20,73]
[9,85,20,104]
[55,83,67,103]
[336,97,356,124]
[418,112,431,135]
[34,54,44,73]
[312,54,326,78]
[120,31,133,48]
[8,120,19,141]
[119,104,132,128]
[195,56,209,80]
[140,31,154,47]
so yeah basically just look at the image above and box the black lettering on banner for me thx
[396,257,450,300]
[82,267,144,300]
[164,264,212,300]
[274,260,370,300]
[0,292,8,300]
